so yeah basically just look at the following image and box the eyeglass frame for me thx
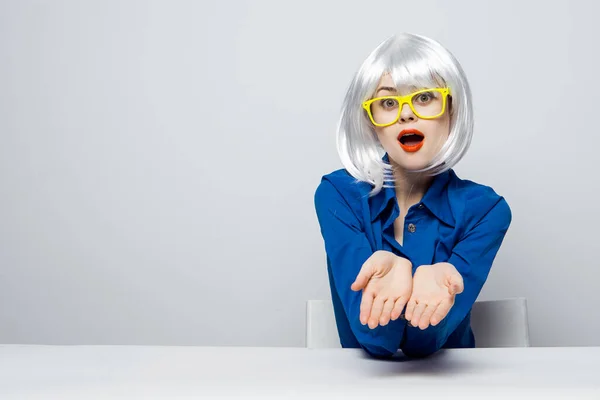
[362,87,451,127]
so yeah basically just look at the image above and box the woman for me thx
[314,32,512,358]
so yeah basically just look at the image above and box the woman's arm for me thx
[437,197,512,345]
[314,179,407,357]
[407,196,512,352]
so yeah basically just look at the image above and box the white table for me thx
[0,345,599,399]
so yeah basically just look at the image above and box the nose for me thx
[398,103,416,123]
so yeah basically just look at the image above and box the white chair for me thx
[470,298,530,348]
[305,297,530,349]
[306,299,342,349]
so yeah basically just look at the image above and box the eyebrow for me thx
[375,86,397,95]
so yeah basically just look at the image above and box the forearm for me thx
[327,248,407,357]
[421,260,484,350]
[403,262,465,352]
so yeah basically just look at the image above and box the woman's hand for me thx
[351,250,413,330]
[405,262,464,330]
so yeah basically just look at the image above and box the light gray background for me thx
[1,0,598,348]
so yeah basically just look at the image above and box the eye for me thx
[415,92,434,103]
[379,98,398,109]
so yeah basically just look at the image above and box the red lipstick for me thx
[398,129,425,152]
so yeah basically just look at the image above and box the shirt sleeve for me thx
[314,179,405,357]
[433,195,512,349]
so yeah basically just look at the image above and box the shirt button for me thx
[418,204,424,209]
[408,223,416,233]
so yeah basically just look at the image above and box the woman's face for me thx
[369,73,451,171]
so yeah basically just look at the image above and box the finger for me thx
[419,303,438,330]
[359,291,375,325]
[448,274,464,295]
[430,298,454,326]
[351,259,374,291]
[404,298,417,321]
[368,296,385,329]
[409,301,427,328]
[391,296,407,321]
[379,298,396,326]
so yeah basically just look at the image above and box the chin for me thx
[401,163,430,172]
[388,152,431,172]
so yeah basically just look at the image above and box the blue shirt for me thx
[313,158,512,358]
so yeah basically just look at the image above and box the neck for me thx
[391,164,433,211]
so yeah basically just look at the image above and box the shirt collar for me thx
[369,154,455,227]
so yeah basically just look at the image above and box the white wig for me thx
[336,32,474,195]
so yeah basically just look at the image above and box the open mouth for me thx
[398,129,425,152]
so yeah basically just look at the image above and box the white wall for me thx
[1,0,598,347]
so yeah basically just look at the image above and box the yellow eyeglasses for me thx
[362,87,451,127]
